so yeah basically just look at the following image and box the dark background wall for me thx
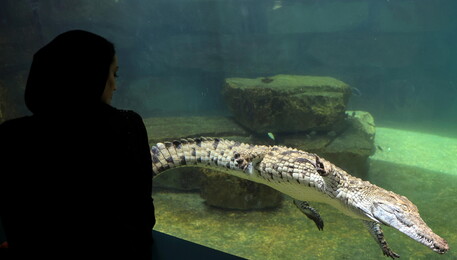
[1,0,456,130]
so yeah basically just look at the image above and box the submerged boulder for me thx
[200,169,283,210]
[153,167,204,191]
[325,110,376,157]
[282,110,376,177]
[223,74,352,134]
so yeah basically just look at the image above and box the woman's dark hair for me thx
[25,30,115,114]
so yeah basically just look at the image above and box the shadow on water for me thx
[153,159,456,260]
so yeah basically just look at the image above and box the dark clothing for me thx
[0,104,155,259]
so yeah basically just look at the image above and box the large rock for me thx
[223,74,351,134]
[324,111,376,177]
[325,111,376,156]
[153,167,204,191]
[282,111,376,177]
[144,116,250,146]
[200,169,283,210]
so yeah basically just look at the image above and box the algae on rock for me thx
[200,169,283,210]
[223,74,352,134]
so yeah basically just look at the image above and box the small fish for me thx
[267,132,275,141]
[272,0,282,10]
[376,145,384,152]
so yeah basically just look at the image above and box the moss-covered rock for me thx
[281,111,376,177]
[144,116,250,147]
[153,167,204,191]
[223,74,351,134]
[200,169,283,210]
[325,111,376,156]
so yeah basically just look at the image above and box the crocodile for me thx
[151,137,449,258]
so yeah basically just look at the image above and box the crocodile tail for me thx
[151,137,252,177]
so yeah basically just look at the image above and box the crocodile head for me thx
[365,188,449,254]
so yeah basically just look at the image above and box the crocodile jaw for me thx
[366,189,449,254]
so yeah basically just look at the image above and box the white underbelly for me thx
[266,180,331,203]
[219,167,370,221]
[258,178,370,221]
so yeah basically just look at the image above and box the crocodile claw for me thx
[383,249,400,259]
[293,200,324,231]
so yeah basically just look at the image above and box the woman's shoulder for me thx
[116,108,144,123]
[105,106,146,130]
[100,104,142,122]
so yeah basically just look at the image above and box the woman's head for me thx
[25,30,116,114]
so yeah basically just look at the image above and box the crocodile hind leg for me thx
[363,221,400,259]
[293,200,324,231]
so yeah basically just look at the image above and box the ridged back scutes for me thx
[152,137,253,176]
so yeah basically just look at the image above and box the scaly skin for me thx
[151,137,449,258]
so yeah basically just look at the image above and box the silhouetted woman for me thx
[0,30,155,259]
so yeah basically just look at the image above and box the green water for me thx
[1,1,456,258]
[153,127,457,259]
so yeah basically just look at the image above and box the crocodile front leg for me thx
[293,200,324,231]
[364,220,400,259]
